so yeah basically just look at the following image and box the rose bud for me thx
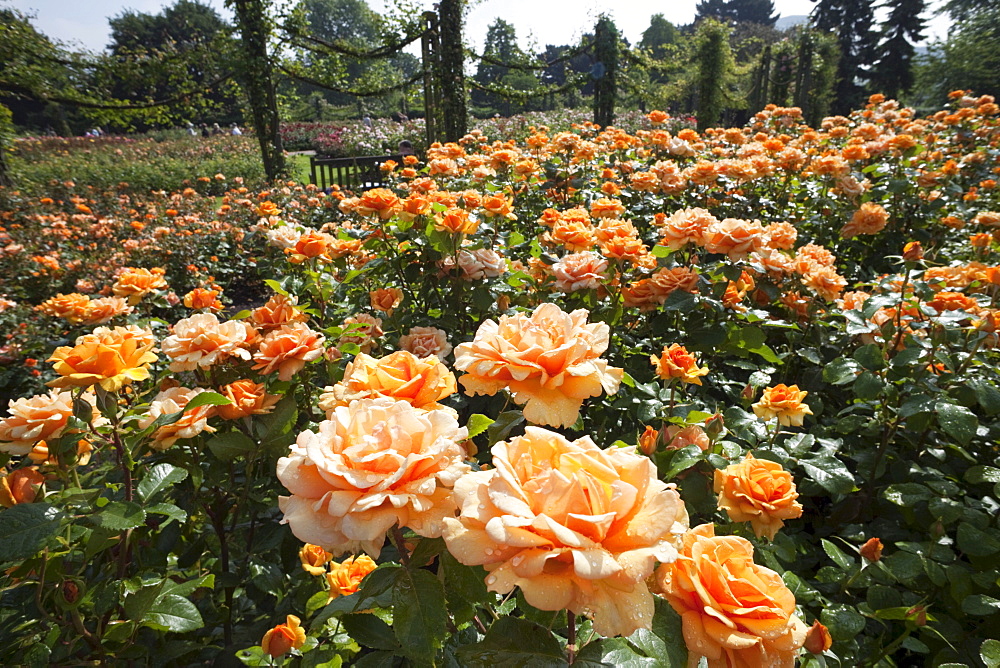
[859,537,883,562]
[638,425,659,456]
[804,620,833,654]
[902,241,924,262]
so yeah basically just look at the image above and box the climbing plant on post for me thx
[230,0,285,181]
[592,15,618,128]
[694,19,733,131]
[437,0,466,142]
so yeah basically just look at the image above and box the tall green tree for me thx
[912,6,1000,102]
[695,0,735,22]
[640,14,679,59]
[730,0,778,26]
[472,19,526,112]
[871,0,925,98]
[694,19,735,130]
[812,0,877,112]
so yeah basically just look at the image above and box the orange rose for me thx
[481,193,516,220]
[840,202,889,238]
[859,537,883,562]
[251,293,309,330]
[80,296,133,325]
[714,453,803,540]
[804,620,833,654]
[589,197,625,219]
[651,344,709,385]
[48,326,158,392]
[356,188,402,219]
[648,109,669,124]
[442,426,690,638]
[252,323,325,381]
[277,397,470,556]
[327,554,377,598]
[182,287,223,311]
[434,207,479,235]
[37,293,90,323]
[318,350,456,414]
[369,288,403,314]
[656,524,807,668]
[287,230,335,263]
[454,303,623,428]
[753,384,812,427]
[299,543,332,576]
[112,267,168,305]
[658,208,716,250]
[216,380,281,421]
[261,615,306,658]
[704,218,765,260]
[0,467,45,507]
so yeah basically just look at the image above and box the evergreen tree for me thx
[730,0,778,26]
[695,0,734,22]
[913,6,1000,101]
[871,0,925,98]
[811,0,877,112]
[640,14,679,59]
[472,19,527,113]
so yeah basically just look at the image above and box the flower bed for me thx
[1,94,999,666]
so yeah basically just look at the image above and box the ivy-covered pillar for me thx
[694,19,733,132]
[437,0,467,142]
[592,16,618,128]
[230,0,285,181]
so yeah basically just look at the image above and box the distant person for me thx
[200,124,210,138]
[231,124,242,136]
[362,115,373,130]
[211,123,222,136]
[186,122,197,137]
[398,140,414,156]
[398,111,408,122]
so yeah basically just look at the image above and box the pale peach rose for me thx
[551,252,609,292]
[139,387,216,450]
[651,344,709,385]
[327,554,378,598]
[0,390,97,456]
[590,198,626,219]
[161,313,257,372]
[318,351,457,414]
[665,424,710,451]
[216,379,281,420]
[704,219,765,260]
[649,266,700,300]
[340,314,383,354]
[545,219,596,252]
[753,384,812,427]
[112,267,168,305]
[398,326,452,360]
[277,397,470,557]
[454,303,624,428]
[762,222,797,250]
[253,323,326,381]
[251,293,309,330]
[655,524,807,668]
[80,296,133,324]
[442,248,506,280]
[266,225,306,249]
[659,208,717,250]
[442,426,690,638]
[715,453,803,540]
[48,326,158,392]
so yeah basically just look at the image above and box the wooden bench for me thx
[309,154,403,193]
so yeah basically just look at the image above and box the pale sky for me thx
[7,0,951,54]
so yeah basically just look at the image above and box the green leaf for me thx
[822,539,854,570]
[466,414,494,439]
[162,574,214,598]
[393,567,447,664]
[821,604,866,641]
[185,391,232,410]
[145,503,187,525]
[341,613,399,651]
[936,401,978,446]
[137,463,188,502]
[0,504,63,562]
[456,617,567,667]
[627,597,687,666]
[207,431,257,461]
[144,593,204,632]
[235,646,272,667]
[651,244,672,258]
[970,379,1000,415]
[488,410,525,445]
[853,371,884,400]
[965,466,1000,485]
[883,483,932,506]
[93,501,146,531]
[301,649,343,668]
[577,637,653,666]
[823,358,859,385]
[962,595,1000,616]
[958,523,1000,557]
[258,395,298,449]
[981,638,1000,668]
[799,455,855,495]
[853,344,886,371]
[264,279,290,297]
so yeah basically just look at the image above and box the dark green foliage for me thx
[871,0,926,98]
[812,0,878,112]
[592,15,619,128]
[694,19,734,130]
